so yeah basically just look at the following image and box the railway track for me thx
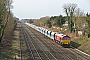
[21,23,90,60]
[22,24,58,60]
[21,24,42,60]
[18,23,31,60]
[26,28,57,60]
[66,47,90,60]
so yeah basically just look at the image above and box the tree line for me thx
[0,0,18,43]
[45,3,90,37]
[63,3,90,37]
[45,15,66,28]
[28,3,90,37]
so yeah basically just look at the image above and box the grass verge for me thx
[71,37,90,55]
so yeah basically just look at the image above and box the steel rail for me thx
[21,24,42,60]
[26,25,57,60]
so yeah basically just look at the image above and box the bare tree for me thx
[63,3,77,33]
[0,0,14,43]
[74,8,85,17]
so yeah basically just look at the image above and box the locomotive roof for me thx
[56,33,70,38]
[57,34,65,36]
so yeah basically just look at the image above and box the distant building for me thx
[62,21,68,27]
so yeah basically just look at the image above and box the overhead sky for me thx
[12,0,90,19]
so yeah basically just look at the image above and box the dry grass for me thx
[0,25,19,60]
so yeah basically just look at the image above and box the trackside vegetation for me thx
[0,0,19,43]
[0,0,19,59]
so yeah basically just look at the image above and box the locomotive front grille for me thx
[61,40,70,45]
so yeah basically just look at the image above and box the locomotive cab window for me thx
[62,38,70,40]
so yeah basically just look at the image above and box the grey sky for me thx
[12,0,90,19]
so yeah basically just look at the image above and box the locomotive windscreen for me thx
[62,37,70,40]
